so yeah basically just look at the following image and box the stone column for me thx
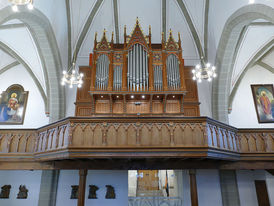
[219,170,240,206]
[38,170,59,206]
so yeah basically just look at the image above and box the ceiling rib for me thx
[113,0,119,43]
[72,0,104,62]
[176,0,205,63]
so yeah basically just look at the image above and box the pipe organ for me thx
[76,19,200,116]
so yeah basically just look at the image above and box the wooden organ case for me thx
[75,19,200,116]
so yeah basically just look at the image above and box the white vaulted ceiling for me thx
[0,0,273,122]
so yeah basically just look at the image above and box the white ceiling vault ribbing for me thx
[0,0,273,123]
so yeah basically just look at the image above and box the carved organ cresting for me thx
[127,44,149,91]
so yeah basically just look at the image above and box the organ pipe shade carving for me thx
[166,54,181,90]
[95,54,110,90]
[153,66,163,91]
[127,44,149,91]
[113,65,122,91]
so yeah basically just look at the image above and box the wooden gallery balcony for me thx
[0,117,273,170]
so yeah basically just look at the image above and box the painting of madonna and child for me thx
[251,84,274,123]
[0,85,28,124]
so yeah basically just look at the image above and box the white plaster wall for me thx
[266,171,274,206]
[231,26,274,90]
[0,170,42,206]
[0,64,49,128]
[0,27,46,91]
[128,170,137,197]
[34,0,68,71]
[56,170,79,206]
[183,0,205,47]
[65,83,77,117]
[197,81,212,117]
[0,49,15,69]
[196,169,222,206]
[236,170,273,206]
[168,0,199,65]
[56,170,128,206]
[85,170,128,206]
[229,65,274,128]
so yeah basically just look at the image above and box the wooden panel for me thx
[255,180,270,206]
[76,67,92,102]
[76,106,92,116]
[166,100,180,113]
[183,104,200,116]
[113,101,123,113]
[126,101,150,113]
[184,66,199,102]
[95,100,110,113]
[137,170,159,192]
[152,101,163,113]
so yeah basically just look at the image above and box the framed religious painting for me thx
[251,84,274,123]
[0,84,28,124]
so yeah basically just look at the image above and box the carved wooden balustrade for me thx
[0,117,273,162]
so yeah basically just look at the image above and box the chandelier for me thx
[192,63,217,83]
[9,0,34,12]
[61,62,84,88]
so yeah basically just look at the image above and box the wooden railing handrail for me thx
[0,117,273,162]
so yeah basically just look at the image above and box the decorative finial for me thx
[103,28,106,35]
[178,32,181,41]
[111,31,114,42]
[95,32,98,41]
[136,17,139,24]
[149,25,151,34]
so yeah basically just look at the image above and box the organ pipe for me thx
[166,54,181,90]
[95,54,109,90]
[127,43,149,91]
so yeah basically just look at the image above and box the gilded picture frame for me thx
[251,84,274,123]
[0,84,29,125]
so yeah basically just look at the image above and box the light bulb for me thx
[69,84,73,88]
[198,79,202,83]
[12,5,18,12]
[71,76,75,81]
[206,63,211,67]
[80,73,84,77]
[131,95,134,99]
[27,3,34,10]
[213,73,217,78]
[208,71,212,76]
[78,84,82,88]
[192,69,195,73]
[72,70,76,74]
[192,76,196,80]
[195,64,200,69]
[212,66,216,71]
[79,80,83,84]
[63,70,67,74]
[208,78,212,82]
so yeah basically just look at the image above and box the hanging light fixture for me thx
[9,0,34,12]
[61,62,84,88]
[192,62,217,83]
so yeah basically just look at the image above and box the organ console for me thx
[75,19,200,116]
